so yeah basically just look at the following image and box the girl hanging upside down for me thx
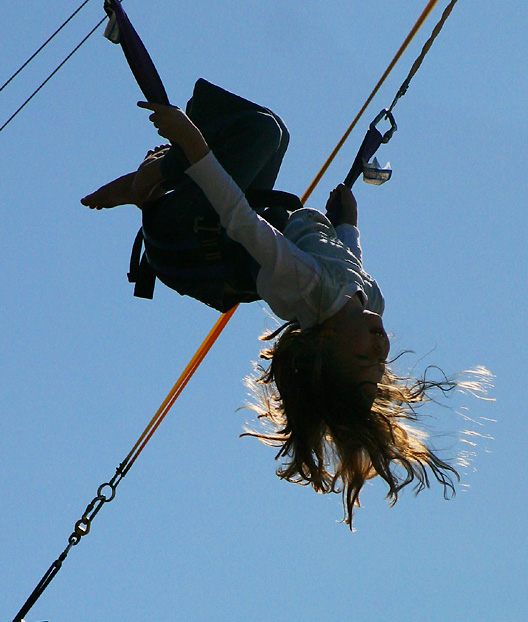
[82,80,490,528]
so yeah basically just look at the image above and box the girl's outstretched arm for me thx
[326,184,363,265]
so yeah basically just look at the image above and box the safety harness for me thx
[128,188,303,311]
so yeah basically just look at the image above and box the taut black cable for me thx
[0,0,93,93]
[0,4,107,134]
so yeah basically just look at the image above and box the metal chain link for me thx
[13,473,122,622]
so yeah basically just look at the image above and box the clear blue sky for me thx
[2,1,526,621]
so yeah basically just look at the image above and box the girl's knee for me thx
[252,112,286,153]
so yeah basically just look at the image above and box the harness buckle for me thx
[193,216,222,234]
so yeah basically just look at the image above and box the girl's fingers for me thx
[138,101,181,113]
[137,101,164,111]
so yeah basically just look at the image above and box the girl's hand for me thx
[325,184,358,227]
[137,101,210,164]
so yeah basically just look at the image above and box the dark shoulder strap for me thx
[245,189,303,212]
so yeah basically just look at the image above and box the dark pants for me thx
[140,80,289,311]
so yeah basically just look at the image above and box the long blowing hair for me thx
[243,321,492,529]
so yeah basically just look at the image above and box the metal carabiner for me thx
[370,109,397,144]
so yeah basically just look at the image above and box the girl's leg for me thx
[185,79,290,192]
[140,83,290,308]
[249,111,289,189]
[82,146,171,209]
[205,110,288,191]
[146,109,286,237]
[159,109,289,195]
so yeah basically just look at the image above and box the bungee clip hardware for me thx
[361,109,396,185]
[326,108,397,226]
[341,108,397,191]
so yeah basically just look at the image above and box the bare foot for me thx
[81,172,138,210]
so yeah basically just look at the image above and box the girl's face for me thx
[322,297,390,400]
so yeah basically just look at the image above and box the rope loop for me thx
[97,482,117,502]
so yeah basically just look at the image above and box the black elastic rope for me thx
[0,0,92,93]
[388,0,459,113]
[13,555,66,622]
[13,472,122,622]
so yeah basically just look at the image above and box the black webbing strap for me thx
[128,228,156,299]
[104,0,169,105]
[245,188,303,212]
[344,128,384,188]
[344,109,397,189]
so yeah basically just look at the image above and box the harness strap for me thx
[345,108,396,183]
[127,229,156,299]
[129,188,302,300]
[245,189,303,211]
[104,0,169,105]
[344,123,388,189]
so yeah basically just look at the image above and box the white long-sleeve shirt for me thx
[186,151,384,330]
